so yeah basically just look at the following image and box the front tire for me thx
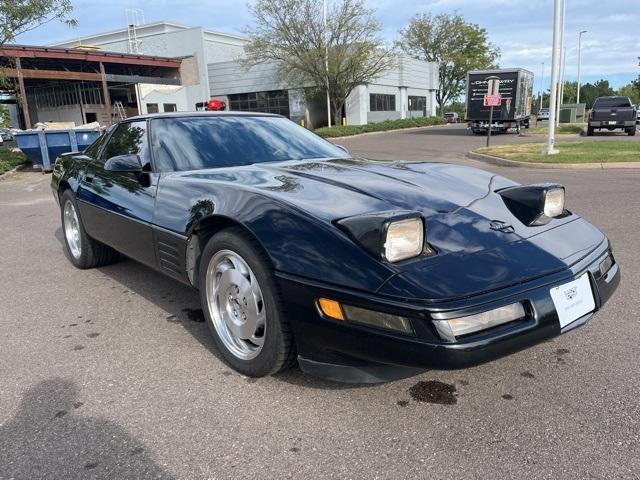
[60,190,119,269]
[199,227,295,377]
[627,127,636,136]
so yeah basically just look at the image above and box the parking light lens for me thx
[435,303,526,340]
[544,188,565,218]
[384,218,424,262]
[318,298,345,321]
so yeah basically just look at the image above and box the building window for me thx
[147,103,159,114]
[163,103,177,112]
[228,90,290,117]
[370,94,396,112]
[408,96,427,112]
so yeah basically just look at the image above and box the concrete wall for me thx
[138,85,189,114]
[208,60,302,97]
[32,104,110,126]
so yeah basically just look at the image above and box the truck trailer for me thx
[465,68,534,134]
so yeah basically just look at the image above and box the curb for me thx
[321,123,448,141]
[466,151,640,170]
[0,163,29,181]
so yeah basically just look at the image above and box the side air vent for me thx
[155,233,185,278]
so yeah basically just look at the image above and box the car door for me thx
[76,120,159,267]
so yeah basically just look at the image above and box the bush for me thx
[0,147,28,175]
[315,116,447,138]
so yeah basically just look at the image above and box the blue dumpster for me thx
[14,128,102,172]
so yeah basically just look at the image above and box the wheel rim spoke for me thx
[63,201,81,260]
[205,249,267,360]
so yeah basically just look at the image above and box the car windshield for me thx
[152,115,350,171]
[594,97,631,108]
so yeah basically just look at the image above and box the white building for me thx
[53,21,438,127]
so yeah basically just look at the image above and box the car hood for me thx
[182,158,603,300]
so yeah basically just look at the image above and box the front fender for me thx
[154,177,398,293]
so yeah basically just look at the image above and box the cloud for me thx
[15,0,639,88]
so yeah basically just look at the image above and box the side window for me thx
[150,118,192,172]
[100,121,150,168]
[83,131,109,158]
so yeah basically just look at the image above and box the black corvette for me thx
[51,112,620,382]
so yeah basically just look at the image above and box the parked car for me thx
[444,112,459,123]
[0,128,13,142]
[51,112,620,382]
[537,108,550,122]
[587,96,636,136]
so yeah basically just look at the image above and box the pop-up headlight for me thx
[336,211,433,263]
[497,183,566,226]
[384,217,424,262]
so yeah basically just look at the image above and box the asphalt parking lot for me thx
[1,125,639,479]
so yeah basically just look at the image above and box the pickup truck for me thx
[587,96,636,136]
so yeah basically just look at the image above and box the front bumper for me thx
[277,240,619,382]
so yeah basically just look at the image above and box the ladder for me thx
[112,101,126,121]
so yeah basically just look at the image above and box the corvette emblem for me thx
[489,220,515,233]
[564,287,577,300]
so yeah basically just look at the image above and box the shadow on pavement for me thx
[96,258,381,391]
[53,225,395,391]
[0,378,174,479]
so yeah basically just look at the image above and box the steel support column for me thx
[15,57,31,129]
[99,62,112,125]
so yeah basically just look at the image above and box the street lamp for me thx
[323,0,331,128]
[547,0,563,155]
[539,62,545,110]
[576,30,587,104]
[555,0,566,127]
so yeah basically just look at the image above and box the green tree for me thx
[398,13,500,113]
[617,80,640,105]
[561,81,577,104]
[0,0,76,44]
[244,0,394,126]
[579,79,615,108]
[0,104,10,128]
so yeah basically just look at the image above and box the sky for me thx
[15,0,640,90]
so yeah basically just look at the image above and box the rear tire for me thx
[60,190,119,269]
[198,227,296,377]
[587,126,594,136]
[627,127,636,136]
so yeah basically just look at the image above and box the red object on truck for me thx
[206,99,226,111]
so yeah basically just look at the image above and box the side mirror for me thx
[105,154,142,172]
[335,145,351,156]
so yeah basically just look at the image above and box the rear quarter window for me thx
[594,97,632,108]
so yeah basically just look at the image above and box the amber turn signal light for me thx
[318,298,345,321]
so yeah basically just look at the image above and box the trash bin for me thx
[14,128,102,172]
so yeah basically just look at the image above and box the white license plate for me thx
[608,121,617,125]
[550,273,595,328]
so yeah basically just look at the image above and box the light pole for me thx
[555,0,565,127]
[547,0,562,155]
[323,0,331,128]
[539,62,545,110]
[576,30,587,104]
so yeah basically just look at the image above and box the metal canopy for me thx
[0,44,187,128]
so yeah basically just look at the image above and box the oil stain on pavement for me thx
[408,381,458,405]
